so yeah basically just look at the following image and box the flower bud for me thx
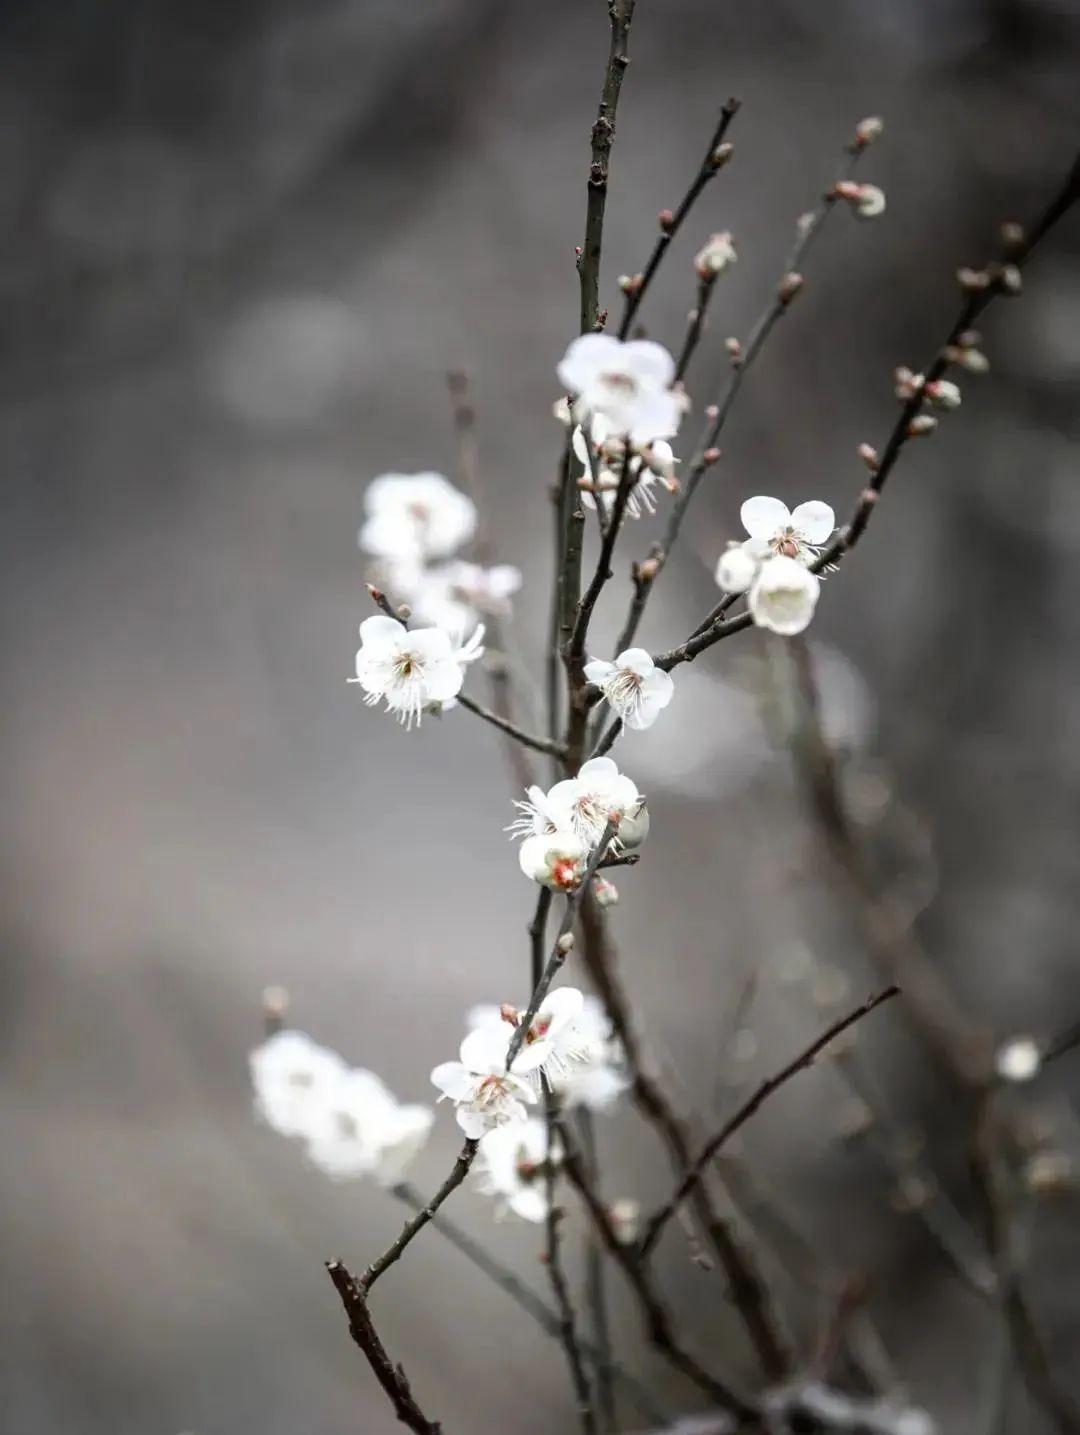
[907,414,937,437]
[725,336,742,363]
[557,931,576,955]
[893,366,924,400]
[1000,220,1026,257]
[694,230,737,278]
[957,266,990,292]
[946,345,990,375]
[618,272,644,295]
[858,443,880,472]
[924,378,961,411]
[709,141,734,169]
[703,446,722,466]
[715,541,760,594]
[853,115,884,147]
[658,208,676,234]
[617,799,650,852]
[995,1036,1041,1084]
[778,271,803,305]
[608,1198,641,1243]
[593,876,619,908]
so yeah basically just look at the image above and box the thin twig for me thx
[675,272,719,382]
[616,98,740,339]
[549,1109,759,1423]
[543,1080,596,1434]
[638,986,900,1258]
[578,1,637,334]
[613,140,865,655]
[567,448,636,668]
[456,691,567,758]
[578,1108,616,1432]
[360,1140,479,1294]
[577,891,793,1380]
[589,716,623,760]
[389,1182,665,1424]
[326,1260,442,1435]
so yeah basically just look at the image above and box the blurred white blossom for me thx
[250,1030,347,1139]
[359,472,477,563]
[557,333,682,444]
[476,1117,560,1223]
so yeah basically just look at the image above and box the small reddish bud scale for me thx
[658,208,676,234]
[778,272,804,305]
[703,447,722,466]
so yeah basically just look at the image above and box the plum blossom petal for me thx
[740,495,792,541]
[748,555,820,636]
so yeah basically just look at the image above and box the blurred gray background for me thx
[2,1,1079,1431]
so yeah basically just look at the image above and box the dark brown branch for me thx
[577,1108,616,1432]
[577,892,792,1380]
[360,1141,479,1294]
[366,582,408,626]
[506,822,618,1072]
[456,691,567,759]
[389,1182,665,1424]
[566,448,635,671]
[638,986,901,1258]
[674,273,719,382]
[578,1,637,334]
[815,149,1080,568]
[616,98,740,340]
[549,1109,759,1423]
[543,1081,596,1434]
[589,716,623,760]
[529,886,554,988]
[326,1259,442,1434]
[612,141,865,655]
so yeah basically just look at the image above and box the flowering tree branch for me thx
[638,985,900,1259]
[359,1140,479,1295]
[578,0,637,334]
[326,1259,442,1435]
[616,97,740,339]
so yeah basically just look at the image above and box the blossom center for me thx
[599,369,638,397]
[773,530,803,558]
[552,858,581,890]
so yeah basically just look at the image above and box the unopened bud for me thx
[908,414,937,437]
[593,876,619,908]
[618,272,644,295]
[608,1198,640,1242]
[725,336,742,362]
[858,443,880,472]
[556,932,575,955]
[636,556,660,582]
[778,271,803,305]
[703,447,722,466]
[994,262,1023,295]
[366,582,384,602]
[694,230,737,279]
[957,266,990,293]
[396,603,411,621]
[262,985,290,1021]
[893,366,924,400]
[1000,220,1026,257]
[925,378,962,411]
[1026,1149,1072,1194]
[705,403,720,420]
[853,115,884,148]
[946,344,990,375]
[709,141,734,169]
[500,1002,520,1026]
[658,208,676,234]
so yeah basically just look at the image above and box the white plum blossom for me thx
[584,647,674,731]
[250,1030,347,1139]
[430,1027,537,1138]
[694,230,737,278]
[572,416,679,520]
[469,990,627,1111]
[359,471,477,562]
[399,559,522,633]
[350,615,484,728]
[557,333,682,444]
[740,495,835,565]
[518,828,588,891]
[546,757,645,850]
[607,1197,642,1244]
[475,1117,559,1223]
[748,555,821,636]
[305,1068,435,1185]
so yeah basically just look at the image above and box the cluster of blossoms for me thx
[510,755,650,890]
[352,469,520,725]
[250,1029,435,1185]
[714,495,837,636]
[431,986,628,1143]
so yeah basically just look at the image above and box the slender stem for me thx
[326,1260,442,1435]
[529,886,554,988]
[674,273,718,382]
[506,821,618,1072]
[588,716,623,761]
[549,1109,759,1423]
[457,691,567,758]
[567,448,635,668]
[578,1,637,334]
[638,986,900,1258]
[617,98,740,339]
[578,1108,616,1432]
[613,141,865,657]
[543,1080,596,1434]
[577,891,793,1380]
[389,1183,665,1424]
[360,1140,479,1294]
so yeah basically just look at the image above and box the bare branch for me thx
[639,986,900,1258]
[616,98,740,339]
[326,1259,442,1434]
[457,690,567,759]
[360,1140,479,1294]
[578,1,637,334]
[543,1081,596,1434]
